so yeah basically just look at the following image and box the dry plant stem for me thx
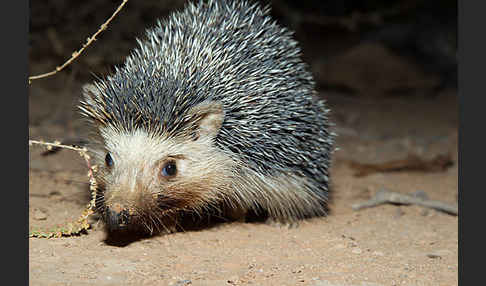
[29,140,98,238]
[352,189,458,216]
[28,0,128,84]
[29,139,86,152]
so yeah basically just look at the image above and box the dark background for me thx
[29,0,457,97]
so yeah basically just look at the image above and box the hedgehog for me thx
[79,0,335,234]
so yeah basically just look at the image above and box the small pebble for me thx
[33,209,48,220]
[227,275,239,284]
[352,248,362,254]
[426,253,442,259]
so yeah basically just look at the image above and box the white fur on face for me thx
[95,126,326,225]
[97,127,236,212]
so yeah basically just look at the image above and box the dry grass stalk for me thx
[29,140,98,238]
[28,0,128,84]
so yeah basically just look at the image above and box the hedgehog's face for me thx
[92,102,234,233]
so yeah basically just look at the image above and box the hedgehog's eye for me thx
[105,153,114,167]
[161,160,177,177]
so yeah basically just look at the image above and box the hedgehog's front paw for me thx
[224,206,248,222]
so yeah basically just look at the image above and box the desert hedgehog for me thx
[79,0,335,233]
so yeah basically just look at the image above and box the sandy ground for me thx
[29,78,458,285]
[29,1,457,285]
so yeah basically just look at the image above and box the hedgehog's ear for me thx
[190,101,225,140]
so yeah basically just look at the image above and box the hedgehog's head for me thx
[80,85,234,233]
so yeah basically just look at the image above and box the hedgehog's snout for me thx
[105,203,132,231]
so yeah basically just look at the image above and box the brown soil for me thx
[29,82,457,285]
[29,1,457,285]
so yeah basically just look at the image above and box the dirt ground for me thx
[29,1,458,285]
[29,84,458,286]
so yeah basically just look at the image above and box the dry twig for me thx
[29,140,98,238]
[352,189,458,216]
[28,0,128,84]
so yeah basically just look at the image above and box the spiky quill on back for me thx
[80,0,334,224]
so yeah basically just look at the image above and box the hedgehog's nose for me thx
[105,204,131,231]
